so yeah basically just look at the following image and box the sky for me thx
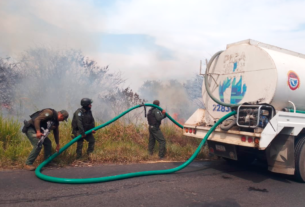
[1,0,305,90]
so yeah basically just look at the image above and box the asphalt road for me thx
[1,160,305,207]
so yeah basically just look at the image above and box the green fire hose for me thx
[204,51,239,108]
[35,103,236,184]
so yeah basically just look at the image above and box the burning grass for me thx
[0,115,209,169]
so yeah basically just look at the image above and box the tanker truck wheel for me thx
[294,136,305,182]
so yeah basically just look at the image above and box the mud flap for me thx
[266,134,295,175]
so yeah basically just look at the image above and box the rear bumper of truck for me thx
[183,108,263,149]
[183,125,261,149]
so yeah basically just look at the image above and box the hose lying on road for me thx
[35,104,236,184]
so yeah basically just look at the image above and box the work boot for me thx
[24,165,36,171]
[88,154,94,162]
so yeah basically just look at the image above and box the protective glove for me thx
[36,131,42,139]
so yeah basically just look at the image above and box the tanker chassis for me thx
[184,39,305,182]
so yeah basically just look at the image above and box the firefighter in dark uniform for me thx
[72,98,96,159]
[22,109,69,171]
[147,100,167,159]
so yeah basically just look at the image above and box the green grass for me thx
[0,114,31,168]
[0,115,209,169]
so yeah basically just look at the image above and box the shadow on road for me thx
[171,159,296,184]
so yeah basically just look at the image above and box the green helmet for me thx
[81,98,93,107]
[59,110,69,121]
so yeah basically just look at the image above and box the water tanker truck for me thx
[184,39,305,182]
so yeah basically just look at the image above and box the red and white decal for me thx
[287,71,300,90]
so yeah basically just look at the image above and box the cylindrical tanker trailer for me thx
[184,39,305,182]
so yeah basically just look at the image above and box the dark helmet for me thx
[81,98,93,107]
[153,100,160,106]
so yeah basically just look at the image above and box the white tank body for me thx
[203,39,305,124]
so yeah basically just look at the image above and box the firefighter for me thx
[71,98,96,160]
[22,109,69,171]
[147,100,167,159]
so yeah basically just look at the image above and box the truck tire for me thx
[294,136,305,182]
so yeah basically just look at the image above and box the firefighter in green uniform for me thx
[22,109,69,171]
[72,98,96,159]
[147,100,167,159]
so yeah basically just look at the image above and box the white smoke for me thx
[8,48,124,121]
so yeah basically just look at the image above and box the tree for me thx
[100,87,147,124]
[138,80,163,103]
[138,79,199,122]
[184,74,204,108]
[0,57,20,114]
[12,48,124,118]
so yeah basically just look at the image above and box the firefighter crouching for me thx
[22,109,69,171]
